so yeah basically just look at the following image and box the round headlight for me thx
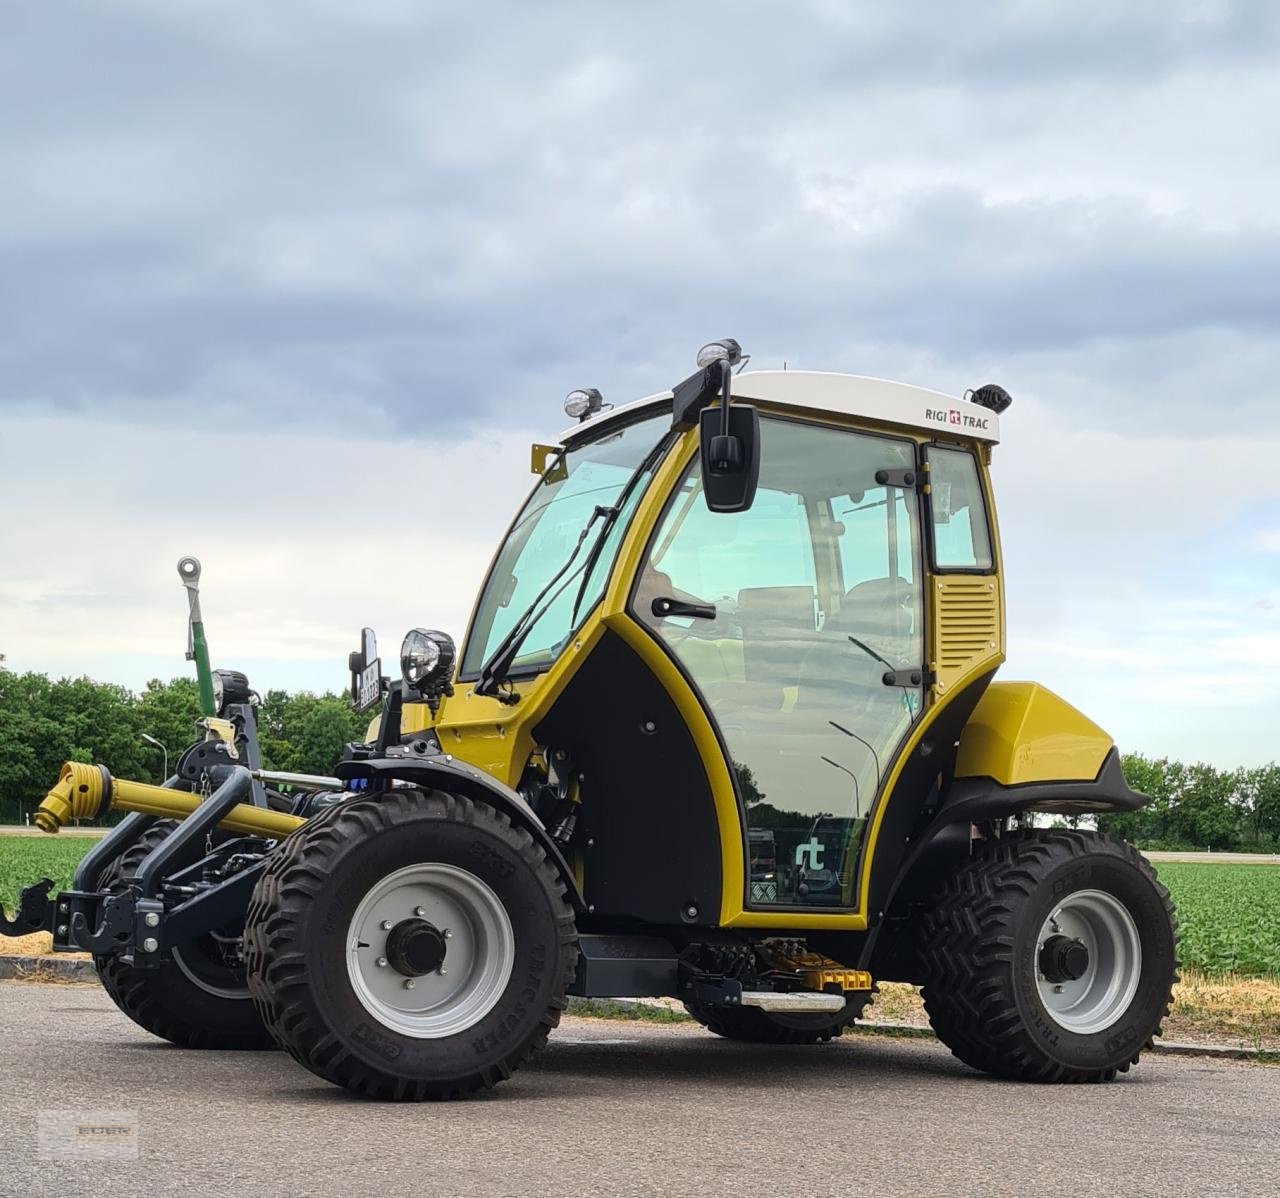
[211,669,251,714]
[695,337,743,369]
[400,629,456,691]
[564,388,603,420]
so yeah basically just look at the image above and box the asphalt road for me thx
[1,985,1278,1197]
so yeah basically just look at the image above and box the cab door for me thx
[630,416,926,912]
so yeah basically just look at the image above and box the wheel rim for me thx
[346,863,515,1039]
[1035,888,1142,1034]
[172,932,251,1000]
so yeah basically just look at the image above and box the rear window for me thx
[928,447,993,571]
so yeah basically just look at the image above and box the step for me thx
[739,991,846,1013]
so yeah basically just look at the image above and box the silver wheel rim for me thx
[1036,888,1142,1034]
[172,934,251,1000]
[346,863,515,1039]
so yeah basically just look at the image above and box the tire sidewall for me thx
[1012,846,1175,1070]
[295,805,566,1082]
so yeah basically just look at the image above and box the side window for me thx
[928,447,993,570]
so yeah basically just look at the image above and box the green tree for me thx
[134,678,202,782]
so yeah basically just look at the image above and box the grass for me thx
[2,836,1276,980]
[0,836,93,915]
[1151,862,1280,976]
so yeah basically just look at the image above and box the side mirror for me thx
[698,403,760,513]
[350,627,383,710]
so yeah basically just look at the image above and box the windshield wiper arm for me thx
[846,634,896,673]
[565,437,669,630]
[474,504,615,701]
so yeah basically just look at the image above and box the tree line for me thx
[0,669,367,824]
[1,666,1277,849]
[1096,754,1280,852]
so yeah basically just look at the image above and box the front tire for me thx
[918,829,1177,1083]
[94,821,276,1050]
[245,791,577,1100]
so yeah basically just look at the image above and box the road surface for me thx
[0,983,1276,1197]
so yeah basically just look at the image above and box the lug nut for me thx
[404,979,416,990]
[142,938,158,953]
[443,929,452,939]
[144,912,160,927]
[376,957,388,968]
[439,966,448,976]
[381,920,393,931]
[414,906,425,917]
[56,924,68,937]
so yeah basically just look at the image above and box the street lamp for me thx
[821,756,861,818]
[141,733,169,781]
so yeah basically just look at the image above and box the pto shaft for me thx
[36,761,304,839]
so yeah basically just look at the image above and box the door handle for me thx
[651,597,717,620]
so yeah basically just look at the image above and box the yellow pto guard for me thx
[36,760,304,840]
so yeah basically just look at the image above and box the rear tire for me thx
[245,791,577,1100]
[918,829,1177,1082]
[94,821,276,1051]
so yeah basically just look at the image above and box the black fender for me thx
[863,745,1147,979]
[334,754,586,913]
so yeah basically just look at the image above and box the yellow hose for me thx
[36,761,304,840]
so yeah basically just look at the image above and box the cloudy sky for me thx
[2,1,1278,767]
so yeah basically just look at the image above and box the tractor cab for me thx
[363,346,1022,934]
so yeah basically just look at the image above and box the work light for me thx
[400,628,456,691]
[564,388,604,421]
[211,669,251,714]
[696,338,744,369]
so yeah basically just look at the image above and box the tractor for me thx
[1,340,1177,1098]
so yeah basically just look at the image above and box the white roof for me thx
[559,370,1001,446]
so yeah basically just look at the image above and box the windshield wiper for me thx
[474,432,672,703]
[564,438,668,628]
[474,504,616,702]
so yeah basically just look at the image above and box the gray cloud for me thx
[3,1,1278,439]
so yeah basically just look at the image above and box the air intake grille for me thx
[932,576,1000,692]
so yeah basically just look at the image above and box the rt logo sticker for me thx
[925,406,990,431]
[795,839,825,870]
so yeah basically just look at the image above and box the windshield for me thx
[460,414,670,679]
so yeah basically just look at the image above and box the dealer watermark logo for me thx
[38,1110,139,1161]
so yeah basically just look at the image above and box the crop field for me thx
[0,837,91,914]
[1152,862,1280,976]
[0,836,1277,977]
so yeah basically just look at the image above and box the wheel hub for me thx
[384,918,447,977]
[1035,889,1142,1035]
[1038,934,1089,984]
[345,862,516,1039]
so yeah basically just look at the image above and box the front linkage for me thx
[1,737,308,967]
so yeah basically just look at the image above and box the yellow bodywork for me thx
[36,761,304,840]
[955,681,1113,785]
[395,405,1022,931]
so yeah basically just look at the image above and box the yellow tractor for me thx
[4,340,1176,1098]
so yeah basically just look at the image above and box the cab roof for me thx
[559,370,1001,448]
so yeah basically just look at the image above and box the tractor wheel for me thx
[918,829,1177,1083]
[683,993,873,1045]
[94,821,276,1050]
[244,791,577,1100]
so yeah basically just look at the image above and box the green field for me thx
[1151,862,1280,976]
[1,837,1277,976]
[0,837,94,914]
